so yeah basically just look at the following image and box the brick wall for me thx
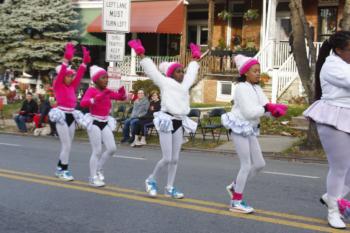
[203,79,218,103]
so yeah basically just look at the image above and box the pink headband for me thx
[92,70,108,82]
[239,59,260,75]
[166,63,183,77]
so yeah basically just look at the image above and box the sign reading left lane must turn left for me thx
[102,0,131,32]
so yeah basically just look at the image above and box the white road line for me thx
[112,155,146,160]
[263,171,320,179]
[0,142,21,147]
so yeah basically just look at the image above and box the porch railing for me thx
[271,54,298,103]
[271,41,324,103]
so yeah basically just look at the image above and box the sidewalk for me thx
[214,135,299,154]
[2,119,299,156]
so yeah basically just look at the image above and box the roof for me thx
[87,0,184,34]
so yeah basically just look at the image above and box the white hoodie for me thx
[320,53,350,108]
[140,57,199,117]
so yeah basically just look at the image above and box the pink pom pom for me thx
[82,46,91,64]
[64,42,75,61]
[128,39,145,55]
[190,43,201,59]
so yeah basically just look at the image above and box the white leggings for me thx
[231,133,266,194]
[56,122,76,165]
[317,124,350,199]
[87,125,117,178]
[149,128,183,188]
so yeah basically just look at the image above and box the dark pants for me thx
[122,117,139,140]
[133,118,154,136]
[14,114,32,132]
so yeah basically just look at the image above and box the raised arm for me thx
[72,46,90,89]
[181,61,200,89]
[181,43,201,89]
[53,62,68,89]
[128,39,166,87]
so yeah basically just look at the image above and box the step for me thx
[290,116,309,128]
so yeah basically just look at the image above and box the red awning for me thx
[87,0,184,34]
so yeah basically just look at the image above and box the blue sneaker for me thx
[229,200,254,214]
[55,167,62,177]
[145,178,158,197]
[57,170,74,181]
[165,186,184,199]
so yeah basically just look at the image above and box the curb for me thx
[0,131,327,164]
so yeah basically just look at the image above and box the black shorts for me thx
[65,113,75,127]
[93,120,108,131]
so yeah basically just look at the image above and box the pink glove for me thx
[271,107,287,118]
[190,43,201,59]
[115,86,126,100]
[128,39,145,55]
[338,199,350,219]
[265,103,287,118]
[64,42,75,61]
[82,46,91,64]
[274,103,288,112]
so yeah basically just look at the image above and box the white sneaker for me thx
[57,170,74,181]
[139,136,147,145]
[229,200,254,214]
[328,197,346,229]
[97,170,105,181]
[89,176,105,187]
[145,178,158,197]
[165,186,184,199]
[226,182,235,199]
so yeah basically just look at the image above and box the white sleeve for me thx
[182,61,200,89]
[140,57,166,87]
[322,61,350,89]
[235,85,265,120]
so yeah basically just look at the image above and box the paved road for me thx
[0,134,345,233]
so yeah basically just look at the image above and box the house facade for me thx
[74,0,346,103]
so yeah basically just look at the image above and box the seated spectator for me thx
[33,94,51,129]
[14,92,38,133]
[131,91,160,147]
[121,89,149,143]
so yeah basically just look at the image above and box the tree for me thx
[289,0,319,149]
[341,0,350,30]
[0,0,79,76]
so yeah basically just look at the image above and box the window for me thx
[216,81,234,102]
[318,7,338,41]
[188,25,208,47]
[221,83,232,95]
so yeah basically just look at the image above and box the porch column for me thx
[130,33,137,76]
[180,0,188,65]
[266,0,278,70]
[208,0,215,50]
[260,0,267,47]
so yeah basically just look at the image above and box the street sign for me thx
[107,66,122,90]
[102,0,131,32]
[106,33,125,62]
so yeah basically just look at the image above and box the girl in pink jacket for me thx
[49,43,90,181]
[80,65,126,187]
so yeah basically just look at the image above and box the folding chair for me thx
[201,108,229,143]
[187,109,201,142]
[115,104,127,132]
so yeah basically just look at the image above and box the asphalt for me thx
[0,133,339,233]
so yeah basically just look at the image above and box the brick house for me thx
[74,0,346,103]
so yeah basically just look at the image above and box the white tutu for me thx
[153,111,197,133]
[221,112,259,137]
[303,100,350,133]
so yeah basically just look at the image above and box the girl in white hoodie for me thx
[304,31,350,229]
[128,39,200,199]
[222,55,287,214]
